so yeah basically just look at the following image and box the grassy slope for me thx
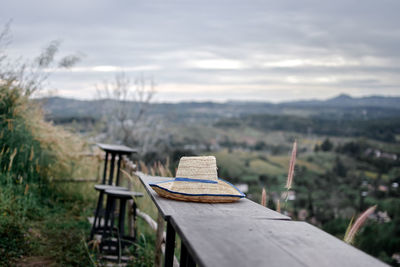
[0,84,97,266]
[19,183,96,266]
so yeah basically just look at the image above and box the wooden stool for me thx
[90,144,138,240]
[90,185,128,240]
[100,189,144,261]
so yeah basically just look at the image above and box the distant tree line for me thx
[215,114,400,142]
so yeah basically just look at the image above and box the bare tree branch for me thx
[0,23,81,97]
[96,72,157,152]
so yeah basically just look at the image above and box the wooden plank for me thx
[97,143,137,154]
[170,216,388,267]
[136,172,290,220]
[104,189,144,198]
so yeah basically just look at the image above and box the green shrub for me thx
[0,215,28,265]
[129,233,155,267]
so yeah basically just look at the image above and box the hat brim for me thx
[149,178,245,203]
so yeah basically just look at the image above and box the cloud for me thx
[185,59,246,70]
[49,65,162,73]
[1,0,400,102]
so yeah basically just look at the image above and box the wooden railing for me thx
[53,152,103,183]
[120,156,388,267]
[121,156,179,267]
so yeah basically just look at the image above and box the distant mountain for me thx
[38,94,400,122]
[325,94,400,108]
[282,94,400,108]
[326,94,356,104]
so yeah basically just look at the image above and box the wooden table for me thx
[136,173,388,267]
[97,143,137,185]
[137,173,290,220]
[171,216,386,267]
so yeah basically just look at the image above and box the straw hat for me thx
[149,156,245,203]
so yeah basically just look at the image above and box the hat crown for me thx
[175,156,218,180]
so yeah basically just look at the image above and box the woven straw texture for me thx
[175,156,218,180]
[163,179,241,196]
[150,156,244,203]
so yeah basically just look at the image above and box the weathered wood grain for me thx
[171,215,388,267]
[135,172,387,267]
[136,172,290,220]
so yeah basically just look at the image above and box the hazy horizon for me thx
[2,1,400,102]
[36,92,400,105]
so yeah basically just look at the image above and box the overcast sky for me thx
[1,0,399,102]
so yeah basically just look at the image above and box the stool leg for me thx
[90,191,104,240]
[100,195,113,254]
[102,151,109,184]
[119,199,127,238]
[95,193,106,230]
[103,195,114,237]
[108,153,116,185]
[116,154,122,186]
[132,201,137,241]
[110,198,117,232]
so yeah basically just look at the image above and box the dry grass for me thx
[138,159,174,178]
[261,187,267,207]
[0,35,95,266]
[276,199,281,213]
[1,84,93,182]
[120,165,159,220]
[27,106,89,180]
[344,205,377,244]
[285,140,297,190]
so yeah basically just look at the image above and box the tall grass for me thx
[261,140,297,212]
[0,26,93,265]
[285,140,297,191]
[0,85,94,265]
[261,187,267,207]
[344,205,377,244]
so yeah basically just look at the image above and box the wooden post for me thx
[180,241,196,267]
[180,241,188,267]
[187,253,196,267]
[155,213,165,267]
[164,221,176,267]
[126,162,134,237]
